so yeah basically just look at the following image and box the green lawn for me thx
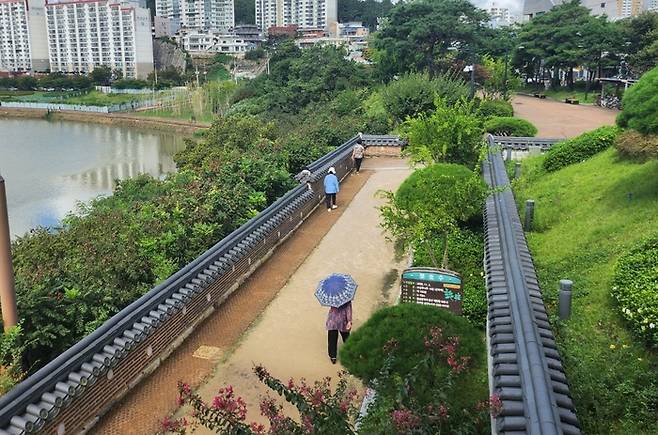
[206,65,230,81]
[513,149,658,434]
[518,85,599,105]
[0,90,152,106]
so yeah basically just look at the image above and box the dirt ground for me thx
[512,95,618,138]
[90,157,409,435]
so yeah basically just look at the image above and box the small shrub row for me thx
[478,99,513,119]
[543,125,619,172]
[484,116,537,137]
[615,129,658,161]
[612,233,658,348]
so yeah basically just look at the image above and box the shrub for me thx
[484,116,537,137]
[615,129,658,161]
[340,304,484,382]
[616,66,658,135]
[381,73,438,123]
[478,99,513,119]
[543,125,619,172]
[612,233,658,347]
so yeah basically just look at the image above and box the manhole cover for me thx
[193,345,222,360]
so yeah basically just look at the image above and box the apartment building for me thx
[45,0,153,79]
[255,0,337,34]
[0,0,49,72]
[156,0,234,32]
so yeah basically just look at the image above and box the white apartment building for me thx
[488,5,518,27]
[255,0,337,33]
[156,0,233,32]
[0,0,49,72]
[0,0,31,71]
[45,0,154,79]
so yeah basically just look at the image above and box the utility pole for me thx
[469,56,476,99]
[0,175,18,331]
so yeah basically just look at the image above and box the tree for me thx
[373,0,489,79]
[400,98,484,166]
[234,0,255,24]
[90,66,112,85]
[620,12,658,77]
[15,76,37,90]
[617,66,658,135]
[338,0,394,30]
[481,54,522,99]
[515,0,606,89]
[379,164,487,268]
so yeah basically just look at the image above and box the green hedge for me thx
[543,126,619,172]
[478,99,513,118]
[484,116,537,137]
[340,304,483,382]
[613,233,658,348]
[617,66,658,135]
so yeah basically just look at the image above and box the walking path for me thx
[512,95,618,138]
[91,157,411,434]
[194,158,411,426]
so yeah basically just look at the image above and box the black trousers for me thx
[325,193,336,209]
[328,330,350,359]
[354,158,363,172]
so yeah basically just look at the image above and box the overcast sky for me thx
[470,0,524,15]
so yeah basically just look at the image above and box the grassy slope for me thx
[513,149,658,434]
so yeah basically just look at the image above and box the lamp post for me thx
[0,175,18,331]
[469,53,476,99]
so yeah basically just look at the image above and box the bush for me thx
[615,129,658,161]
[381,73,437,123]
[478,99,513,118]
[543,125,619,172]
[340,304,484,382]
[616,66,658,135]
[612,233,658,347]
[484,116,537,137]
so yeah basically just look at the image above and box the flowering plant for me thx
[163,366,359,434]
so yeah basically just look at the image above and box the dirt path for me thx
[512,95,618,138]
[91,158,407,435]
[193,158,412,428]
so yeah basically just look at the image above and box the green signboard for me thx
[400,267,463,315]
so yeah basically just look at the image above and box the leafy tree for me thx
[400,98,484,166]
[15,76,37,90]
[481,54,522,99]
[617,66,658,135]
[373,0,489,79]
[619,12,658,77]
[234,0,255,24]
[381,73,437,123]
[379,163,486,268]
[90,66,112,86]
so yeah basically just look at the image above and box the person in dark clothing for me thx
[326,301,352,364]
[352,135,365,174]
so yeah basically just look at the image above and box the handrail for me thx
[483,134,580,434]
[0,135,362,430]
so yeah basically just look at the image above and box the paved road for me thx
[512,95,618,138]
[91,157,410,434]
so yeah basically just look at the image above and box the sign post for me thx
[400,267,463,315]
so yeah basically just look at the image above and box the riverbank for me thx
[0,107,210,134]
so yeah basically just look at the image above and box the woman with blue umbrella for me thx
[315,273,357,364]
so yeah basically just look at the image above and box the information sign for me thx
[400,267,463,315]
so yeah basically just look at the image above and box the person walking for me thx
[298,166,312,191]
[326,301,352,364]
[352,135,365,174]
[324,167,339,212]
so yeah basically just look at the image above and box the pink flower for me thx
[391,408,421,433]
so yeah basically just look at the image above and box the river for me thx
[0,118,186,239]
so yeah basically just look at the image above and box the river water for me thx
[0,118,186,238]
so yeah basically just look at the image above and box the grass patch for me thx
[513,148,658,434]
[0,90,152,106]
[207,65,231,81]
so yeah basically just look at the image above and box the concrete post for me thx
[0,176,18,330]
[514,162,521,179]
[524,200,535,231]
[558,280,573,320]
[505,147,512,161]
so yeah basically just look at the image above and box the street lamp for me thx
[0,175,18,331]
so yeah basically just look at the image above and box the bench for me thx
[533,93,546,99]
[565,98,580,105]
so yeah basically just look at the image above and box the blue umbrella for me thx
[315,273,358,307]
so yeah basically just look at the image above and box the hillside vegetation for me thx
[513,148,658,434]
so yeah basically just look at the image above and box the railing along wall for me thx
[492,136,562,151]
[0,135,403,435]
[483,134,580,434]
